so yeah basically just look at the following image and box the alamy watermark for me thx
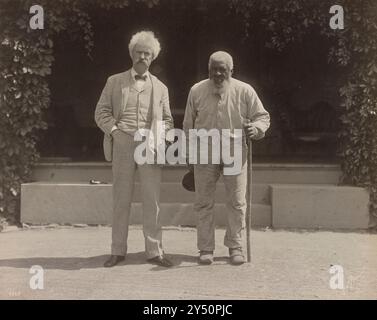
[29,265,44,290]
[133,121,244,175]
[329,5,344,30]
[28,4,345,31]
[29,5,44,30]
[329,264,367,292]
[329,264,344,290]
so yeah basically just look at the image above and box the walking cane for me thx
[246,138,252,262]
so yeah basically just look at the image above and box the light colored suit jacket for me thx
[94,69,174,161]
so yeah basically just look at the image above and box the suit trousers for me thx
[193,158,247,252]
[111,130,163,258]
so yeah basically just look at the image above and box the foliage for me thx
[229,0,377,221]
[0,0,158,224]
[0,0,376,224]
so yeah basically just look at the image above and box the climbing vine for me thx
[0,0,158,224]
[230,0,377,224]
[1,0,376,225]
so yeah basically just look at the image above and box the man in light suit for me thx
[95,31,174,268]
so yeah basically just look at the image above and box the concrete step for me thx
[21,183,271,227]
[159,182,270,204]
[21,182,371,229]
[270,184,370,229]
[32,162,341,184]
[20,182,270,204]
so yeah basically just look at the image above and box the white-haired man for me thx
[183,51,270,265]
[95,31,174,268]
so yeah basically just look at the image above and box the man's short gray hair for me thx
[128,31,161,60]
[208,51,234,70]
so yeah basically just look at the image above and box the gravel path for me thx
[0,226,376,299]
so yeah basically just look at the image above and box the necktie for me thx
[135,74,147,81]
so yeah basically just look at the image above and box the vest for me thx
[117,76,153,135]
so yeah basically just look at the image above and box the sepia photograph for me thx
[0,0,376,307]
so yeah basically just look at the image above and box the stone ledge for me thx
[271,184,370,229]
[21,183,271,227]
[21,182,270,204]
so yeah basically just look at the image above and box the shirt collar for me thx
[131,68,149,80]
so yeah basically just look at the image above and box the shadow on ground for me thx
[0,252,230,270]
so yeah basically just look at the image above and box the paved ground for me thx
[0,225,376,300]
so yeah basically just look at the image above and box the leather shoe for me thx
[104,255,125,268]
[147,256,174,268]
[198,251,214,265]
[229,248,245,265]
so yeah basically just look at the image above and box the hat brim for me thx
[182,171,195,192]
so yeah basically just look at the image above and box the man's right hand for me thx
[243,121,259,140]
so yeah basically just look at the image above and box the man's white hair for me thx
[208,51,234,70]
[128,31,161,60]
